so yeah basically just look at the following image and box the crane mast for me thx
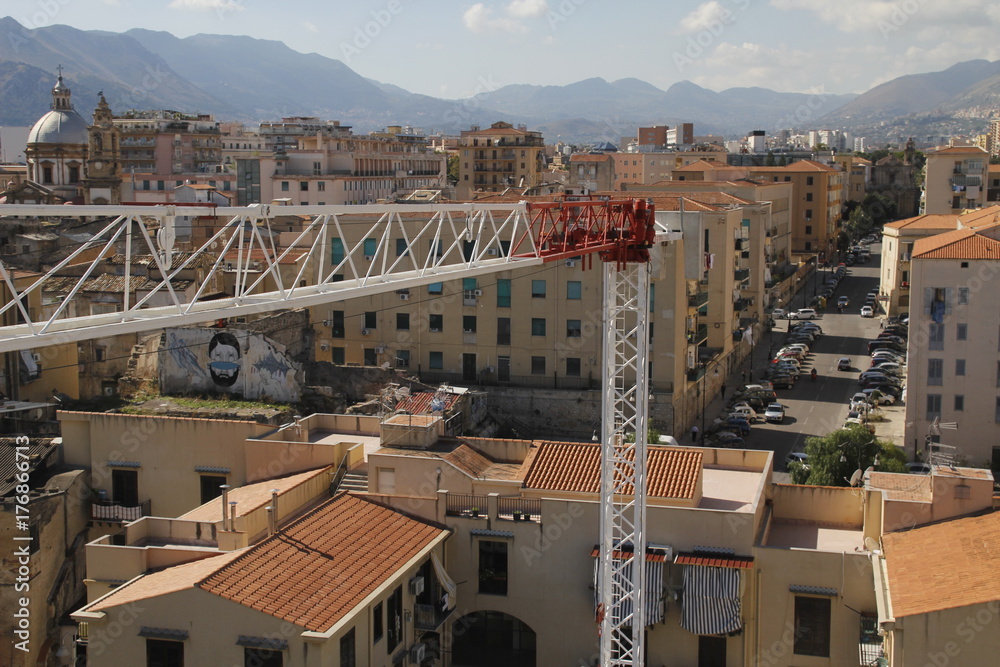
[0,199,660,665]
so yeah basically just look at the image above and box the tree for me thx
[446,154,460,186]
[765,149,776,167]
[789,425,906,486]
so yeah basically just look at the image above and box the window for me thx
[531,356,546,374]
[959,287,969,304]
[955,395,965,411]
[567,280,582,299]
[146,638,184,667]
[429,314,443,331]
[372,602,384,644]
[199,475,226,504]
[926,394,942,421]
[478,540,509,595]
[396,350,410,368]
[244,648,282,667]
[281,181,289,192]
[68,165,80,182]
[300,181,308,192]
[428,282,442,295]
[567,319,582,338]
[395,238,409,257]
[956,359,966,376]
[386,586,402,651]
[531,280,546,298]
[463,315,477,333]
[364,312,377,330]
[805,192,813,202]
[806,176,814,186]
[331,347,345,365]
[928,359,943,386]
[42,165,53,184]
[929,323,944,350]
[794,596,830,657]
[363,238,377,257]
[497,279,511,308]
[339,627,355,667]
[497,318,511,345]
[498,355,511,381]
[805,225,812,235]
[317,181,326,192]
[805,209,813,220]
[396,313,409,330]
[996,397,1000,423]
[463,277,477,292]
[331,238,345,266]
[531,318,546,336]
[566,358,581,377]
[157,180,165,191]
[330,310,345,338]
[429,351,443,369]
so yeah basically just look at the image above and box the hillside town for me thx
[1,61,1000,667]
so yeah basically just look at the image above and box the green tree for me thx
[765,149,776,167]
[789,425,906,486]
[446,154,460,186]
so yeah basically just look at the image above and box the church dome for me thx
[27,74,89,146]
[27,109,89,145]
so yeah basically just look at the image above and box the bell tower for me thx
[83,93,122,205]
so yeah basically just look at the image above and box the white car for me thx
[785,451,809,470]
[729,405,759,422]
[790,308,817,320]
[860,306,874,317]
[862,388,896,405]
[764,403,786,423]
[772,308,787,319]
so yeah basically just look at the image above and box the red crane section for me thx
[516,198,656,270]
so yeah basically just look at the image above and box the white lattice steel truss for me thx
[1,202,668,666]
[598,261,650,666]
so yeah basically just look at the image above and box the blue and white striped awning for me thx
[680,565,743,636]
[592,556,665,627]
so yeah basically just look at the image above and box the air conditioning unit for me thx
[361,328,370,336]
[320,343,329,351]
[32,353,42,363]
[473,289,483,296]
[408,575,425,596]
[409,643,426,663]
[399,293,410,301]
[375,345,386,354]
[485,366,495,373]
[322,320,331,327]
[565,259,577,268]
[487,248,498,256]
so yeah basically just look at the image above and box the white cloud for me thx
[507,0,548,18]
[769,0,999,33]
[463,3,528,33]
[168,0,244,11]
[302,21,319,33]
[689,41,825,92]
[679,1,731,33]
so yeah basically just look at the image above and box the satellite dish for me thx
[864,536,880,552]
[381,362,390,370]
[849,469,863,487]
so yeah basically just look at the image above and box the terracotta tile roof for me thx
[750,159,837,173]
[570,154,613,163]
[105,252,218,270]
[866,472,932,502]
[912,227,1000,259]
[198,493,447,632]
[882,511,1000,617]
[674,553,755,569]
[523,442,701,499]
[928,146,989,155]
[443,444,494,478]
[85,550,245,612]
[989,164,1000,173]
[384,413,439,427]
[376,441,526,481]
[395,392,458,415]
[884,214,957,231]
[589,546,672,562]
[178,466,333,523]
[957,205,1000,229]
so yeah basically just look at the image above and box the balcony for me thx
[414,603,453,632]
[687,324,708,346]
[91,499,151,523]
[497,496,541,522]
[734,268,751,282]
[445,493,488,518]
[734,297,752,312]
[734,238,748,251]
[687,291,709,308]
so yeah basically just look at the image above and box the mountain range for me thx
[0,17,997,144]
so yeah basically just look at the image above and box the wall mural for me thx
[160,328,300,402]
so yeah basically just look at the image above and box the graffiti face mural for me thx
[208,332,241,387]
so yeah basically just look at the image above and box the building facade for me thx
[456,122,545,200]
[922,144,988,215]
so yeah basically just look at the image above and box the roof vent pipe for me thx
[229,501,237,532]
[220,484,231,528]
[266,505,275,537]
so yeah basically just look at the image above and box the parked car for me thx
[729,405,759,423]
[868,340,905,354]
[859,371,900,385]
[837,357,852,371]
[871,350,905,363]
[709,431,745,448]
[764,403,786,423]
[862,388,896,405]
[772,308,787,319]
[771,373,795,389]
[871,384,903,398]
[860,375,902,390]
[785,451,809,470]
[872,362,904,376]
[790,308,818,320]
[837,296,849,308]
[860,305,874,317]
[721,416,752,435]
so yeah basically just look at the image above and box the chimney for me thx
[266,506,275,537]
[229,501,237,532]
[270,488,279,525]
[220,485,231,528]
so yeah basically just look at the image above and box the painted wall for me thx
[160,327,301,402]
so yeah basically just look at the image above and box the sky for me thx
[6,0,1000,99]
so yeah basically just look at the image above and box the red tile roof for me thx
[589,546,671,562]
[395,392,458,415]
[197,493,447,632]
[912,227,1000,259]
[882,511,1000,617]
[674,553,755,569]
[523,442,701,499]
[884,214,956,231]
[928,146,988,155]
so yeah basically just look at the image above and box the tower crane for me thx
[0,199,675,666]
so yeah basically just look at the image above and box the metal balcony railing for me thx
[688,291,709,308]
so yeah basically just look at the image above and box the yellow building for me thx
[922,144,988,214]
[456,122,545,200]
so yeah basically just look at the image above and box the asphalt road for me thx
[720,246,890,477]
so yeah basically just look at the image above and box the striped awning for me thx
[592,557,666,627]
[680,565,743,636]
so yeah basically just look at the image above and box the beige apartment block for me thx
[832,153,870,204]
[613,150,727,190]
[567,152,616,193]
[456,121,546,200]
[73,493,453,667]
[879,214,957,317]
[923,144,988,214]
[903,223,1000,468]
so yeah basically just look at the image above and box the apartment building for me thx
[879,214,957,317]
[566,153,616,193]
[922,144,988,214]
[903,222,1000,469]
[455,121,546,200]
[612,149,727,190]
[114,110,222,175]
[832,154,869,204]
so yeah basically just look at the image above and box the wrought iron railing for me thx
[445,494,488,517]
[498,497,540,522]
